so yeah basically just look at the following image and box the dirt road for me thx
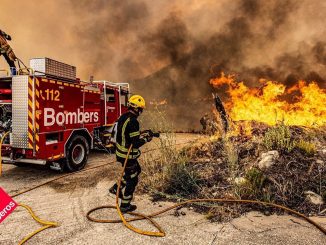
[0,134,325,244]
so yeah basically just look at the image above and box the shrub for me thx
[139,106,177,192]
[263,125,295,153]
[163,154,201,196]
[141,145,201,197]
[245,168,266,193]
[140,115,201,197]
[140,132,177,192]
[235,168,269,201]
[295,139,316,156]
[222,139,239,179]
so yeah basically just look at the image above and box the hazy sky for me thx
[2,0,325,83]
[2,0,326,129]
[0,0,229,80]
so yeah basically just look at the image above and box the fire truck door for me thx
[119,89,128,115]
[105,88,118,125]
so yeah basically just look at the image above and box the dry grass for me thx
[139,108,201,197]
[295,139,316,156]
[222,138,239,180]
[139,114,326,220]
[140,133,201,197]
[140,105,173,133]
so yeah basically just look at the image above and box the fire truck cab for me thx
[0,58,129,171]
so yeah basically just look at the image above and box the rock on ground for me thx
[258,150,279,169]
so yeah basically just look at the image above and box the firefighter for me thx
[0,29,17,70]
[109,95,152,212]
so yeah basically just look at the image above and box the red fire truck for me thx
[0,58,129,171]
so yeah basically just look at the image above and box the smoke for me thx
[70,0,151,76]
[132,0,326,129]
[141,12,192,64]
[1,0,325,130]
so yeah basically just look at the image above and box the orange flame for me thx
[210,73,326,127]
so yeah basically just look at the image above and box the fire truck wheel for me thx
[66,135,89,172]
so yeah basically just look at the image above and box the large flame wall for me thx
[210,73,326,127]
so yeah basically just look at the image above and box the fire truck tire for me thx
[65,135,89,172]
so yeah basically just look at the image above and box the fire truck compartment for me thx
[11,75,30,148]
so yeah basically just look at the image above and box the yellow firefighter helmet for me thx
[128,95,146,109]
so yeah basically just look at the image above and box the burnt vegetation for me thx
[139,123,326,221]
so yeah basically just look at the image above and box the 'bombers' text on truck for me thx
[44,108,99,126]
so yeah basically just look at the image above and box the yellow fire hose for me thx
[0,132,58,244]
[86,144,326,237]
[115,145,165,236]
[3,139,187,244]
[1,136,325,243]
[0,131,10,176]
[15,204,58,245]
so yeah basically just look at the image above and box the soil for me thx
[0,134,325,244]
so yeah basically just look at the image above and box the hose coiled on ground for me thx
[86,144,326,236]
[2,140,325,244]
[0,132,58,244]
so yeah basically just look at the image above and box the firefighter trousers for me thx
[111,159,141,207]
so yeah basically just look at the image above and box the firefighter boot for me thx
[120,204,137,213]
[109,184,123,198]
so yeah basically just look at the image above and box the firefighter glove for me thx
[145,134,153,142]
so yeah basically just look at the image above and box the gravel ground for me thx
[0,134,325,244]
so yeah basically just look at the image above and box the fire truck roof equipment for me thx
[30,57,76,81]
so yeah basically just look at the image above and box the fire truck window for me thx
[46,132,60,142]
[106,88,115,102]
[120,93,128,106]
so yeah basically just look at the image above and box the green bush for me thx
[235,168,269,201]
[263,125,295,153]
[245,168,266,192]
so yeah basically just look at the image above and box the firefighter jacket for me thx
[115,111,146,161]
[0,32,16,61]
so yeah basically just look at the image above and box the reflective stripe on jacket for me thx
[115,111,146,160]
